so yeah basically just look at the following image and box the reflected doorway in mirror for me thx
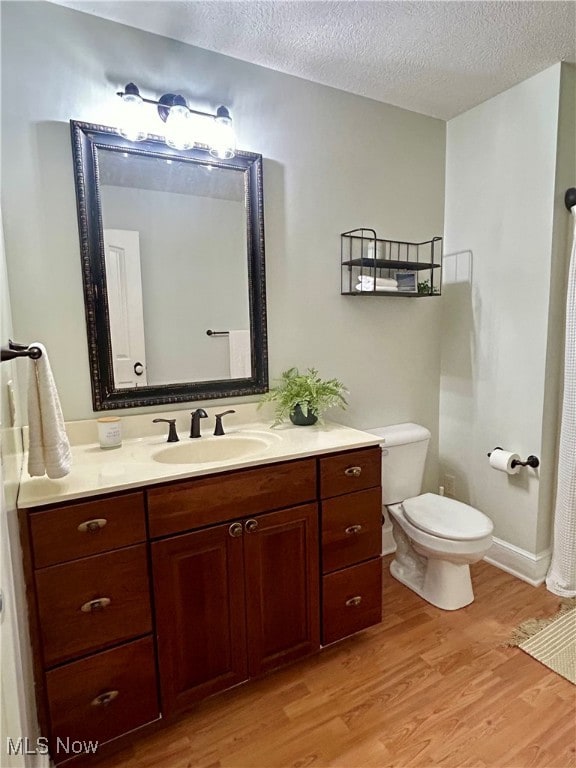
[103,229,148,388]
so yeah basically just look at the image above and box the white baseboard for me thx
[484,536,551,586]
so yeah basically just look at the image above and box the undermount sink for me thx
[152,435,272,465]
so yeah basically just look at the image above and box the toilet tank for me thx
[366,423,431,505]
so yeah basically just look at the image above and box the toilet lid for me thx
[402,493,493,541]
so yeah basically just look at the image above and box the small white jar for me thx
[97,417,122,449]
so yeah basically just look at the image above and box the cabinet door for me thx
[244,503,320,677]
[152,524,248,716]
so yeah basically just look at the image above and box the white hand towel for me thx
[229,330,251,378]
[27,343,72,479]
[355,284,398,292]
[357,275,398,288]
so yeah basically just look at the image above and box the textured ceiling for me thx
[49,0,576,119]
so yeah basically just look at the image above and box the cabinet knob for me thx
[345,524,363,535]
[245,519,258,533]
[80,597,111,613]
[344,466,362,477]
[345,596,362,607]
[90,690,119,707]
[77,518,107,534]
[229,522,243,538]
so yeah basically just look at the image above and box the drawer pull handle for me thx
[229,522,243,538]
[80,597,111,613]
[345,525,363,535]
[77,518,107,534]
[346,596,362,607]
[91,690,119,707]
[245,519,258,533]
[344,466,362,478]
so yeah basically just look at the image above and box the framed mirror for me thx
[70,121,268,410]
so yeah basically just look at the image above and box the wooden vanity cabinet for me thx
[36,543,152,666]
[244,503,320,677]
[45,637,159,750]
[319,447,383,644]
[20,446,382,760]
[21,491,160,761]
[147,458,317,537]
[150,460,320,716]
[151,522,249,715]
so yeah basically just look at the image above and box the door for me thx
[152,523,248,716]
[103,229,147,388]
[244,504,320,677]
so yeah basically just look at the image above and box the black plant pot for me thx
[290,403,318,426]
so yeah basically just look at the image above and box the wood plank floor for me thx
[95,557,576,768]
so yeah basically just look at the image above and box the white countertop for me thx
[17,418,381,509]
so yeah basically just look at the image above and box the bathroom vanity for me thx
[17,420,383,762]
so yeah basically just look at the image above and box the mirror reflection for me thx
[98,150,250,387]
[70,121,268,410]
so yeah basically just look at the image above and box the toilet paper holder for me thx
[487,448,540,469]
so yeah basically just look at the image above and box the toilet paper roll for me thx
[489,449,521,475]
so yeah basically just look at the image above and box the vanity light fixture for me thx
[116,82,236,158]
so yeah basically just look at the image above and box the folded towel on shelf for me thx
[229,330,251,379]
[27,342,72,479]
[357,275,398,288]
[355,283,398,292]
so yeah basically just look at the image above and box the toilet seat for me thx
[402,493,493,541]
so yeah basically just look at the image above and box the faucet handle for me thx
[214,410,236,436]
[152,418,179,443]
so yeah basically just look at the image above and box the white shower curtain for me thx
[546,206,576,597]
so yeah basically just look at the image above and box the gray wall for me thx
[440,64,564,559]
[1,1,445,488]
[101,185,249,383]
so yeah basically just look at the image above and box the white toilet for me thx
[367,423,493,611]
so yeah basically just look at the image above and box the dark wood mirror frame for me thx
[70,120,268,410]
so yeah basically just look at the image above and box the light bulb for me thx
[209,106,236,159]
[164,98,194,151]
[118,83,146,142]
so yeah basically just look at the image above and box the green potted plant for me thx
[260,367,348,426]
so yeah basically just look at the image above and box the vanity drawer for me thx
[321,487,382,574]
[46,636,159,757]
[148,458,317,538]
[29,492,146,568]
[36,544,152,666]
[319,447,381,499]
[322,558,382,645]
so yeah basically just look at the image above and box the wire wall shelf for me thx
[341,229,443,297]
